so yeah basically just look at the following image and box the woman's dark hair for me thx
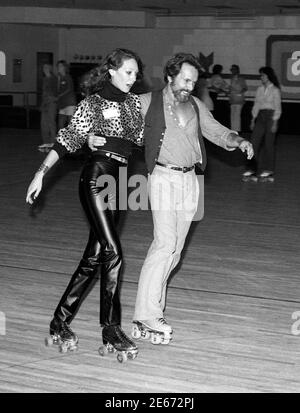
[212,64,223,75]
[80,48,144,96]
[163,53,202,83]
[259,66,280,88]
[231,64,240,74]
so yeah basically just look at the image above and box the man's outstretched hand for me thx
[239,140,254,160]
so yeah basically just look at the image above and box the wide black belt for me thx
[156,161,194,173]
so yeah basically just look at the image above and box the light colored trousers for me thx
[133,165,200,321]
[230,103,243,132]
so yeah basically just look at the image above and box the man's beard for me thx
[172,88,191,103]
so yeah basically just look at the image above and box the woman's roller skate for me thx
[242,170,258,182]
[258,171,274,182]
[45,318,79,353]
[98,325,138,363]
[132,318,173,345]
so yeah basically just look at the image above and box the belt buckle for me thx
[119,156,127,164]
[106,152,120,162]
[112,153,127,164]
[182,166,188,173]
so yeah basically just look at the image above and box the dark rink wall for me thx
[0,9,300,133]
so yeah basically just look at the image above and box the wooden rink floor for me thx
[0,128,300,393]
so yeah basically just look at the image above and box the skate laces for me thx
[157,317,168,325]
[157,318,172,332]
[60,322,74,339]
[114,326,135,345]
[116,326,129,339]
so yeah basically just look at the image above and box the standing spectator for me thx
[57,60,77,129]
[229,64,247,133]
[208,64,229,110]
[242,66,281,182]
[38,63,57,152]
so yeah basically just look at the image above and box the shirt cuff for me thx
[224,131,238,151]
[52,141,69,158]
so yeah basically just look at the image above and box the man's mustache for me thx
[175,89,191,94]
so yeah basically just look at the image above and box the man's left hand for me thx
[239,140,254,160]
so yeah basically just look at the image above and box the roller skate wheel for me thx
[161,338,170,345]
[98,345,108,357]
[106,343,116,353]
[260,177,274,182]
[127,351,138,360]
[59,344,68,353]
[242,176,257,182]
[151,333,162,345]
[44,336,53,347]
[131,325,142,340]
[141,330,151,340]
[117,352,127,363]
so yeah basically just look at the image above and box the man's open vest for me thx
[143,89,207,174]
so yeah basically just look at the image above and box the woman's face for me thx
[260,72,269,85]
[230,66,239,76]
[43,64,52,76]
[109,58,139,93]
[57,63,66,76]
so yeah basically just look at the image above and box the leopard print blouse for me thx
[56,92,144,154]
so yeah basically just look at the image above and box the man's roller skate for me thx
[45,318,79,353]
[132,318,173,345]
[98,325,138,363]
[242,170,258,182]
[258,171,274,182]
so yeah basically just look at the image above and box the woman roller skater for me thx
[26,48,144,362]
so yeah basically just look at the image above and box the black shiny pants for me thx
[54,155,125,326]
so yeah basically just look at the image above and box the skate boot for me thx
[132,318,173,345]
[98,325,138,363]
[258,171,274,182]
[242,170,258,182]
[45,318,79,353]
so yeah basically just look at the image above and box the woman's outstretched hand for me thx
[87,133,107,151]
[26,174,43,204]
